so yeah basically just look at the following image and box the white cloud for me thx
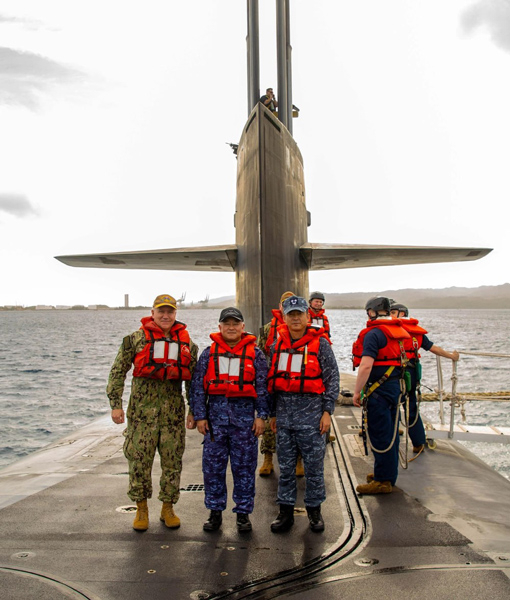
[461,0,510,52]
[0,193,39,217]
[0,47,86,109]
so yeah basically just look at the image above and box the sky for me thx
[1,0,509,307]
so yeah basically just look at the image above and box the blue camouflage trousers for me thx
[276,427,327,508]
[202,424,258,514]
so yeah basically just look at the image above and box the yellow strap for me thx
[365,366,395,397]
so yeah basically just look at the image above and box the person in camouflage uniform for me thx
[257,290,296,476]
[190,308,270,532]
[107,294,198,531]
[268,296,340,533]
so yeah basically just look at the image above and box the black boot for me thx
[306,506,324,532]
[203,510,222,532]
[236,513,252,532]
[270,504,294,533]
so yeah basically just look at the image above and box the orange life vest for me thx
[265,309,285,354]
[204,332,258,398]
[308,308,331,341]
[352,318,410,369]
[400,318,428,362]
[133,317,192,380]
[267,325,325,394]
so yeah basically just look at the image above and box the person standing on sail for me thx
[260,87,278,112]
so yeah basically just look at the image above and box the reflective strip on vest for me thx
[277,352,303,373]
[218,356,241,377]
[153,340,179,361]
[310,318,324,328]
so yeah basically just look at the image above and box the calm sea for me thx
[1,308,509,479]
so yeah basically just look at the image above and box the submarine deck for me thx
[1,396,510,600]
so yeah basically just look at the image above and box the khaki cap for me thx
[153,294,177,309]
[280,291,295,304]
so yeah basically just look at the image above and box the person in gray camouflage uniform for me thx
[107,294,198,531]
[268,296,340,533]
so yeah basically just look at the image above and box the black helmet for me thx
[390,302,409,317]
[365,296,391,314]
[309,291,325,302]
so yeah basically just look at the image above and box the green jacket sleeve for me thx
[106,332,140,410]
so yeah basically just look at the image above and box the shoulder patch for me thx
[122,335,133,351]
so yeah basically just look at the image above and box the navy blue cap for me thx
[219,307,244,322]
[282,296,308,315]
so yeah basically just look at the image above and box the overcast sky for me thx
[1,0,509,307]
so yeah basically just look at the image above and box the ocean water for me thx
[0,308,509,479]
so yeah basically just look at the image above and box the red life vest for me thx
[267,325,325,394]
[352,318,410,369]
[204,332,258,398]
[400,318,428,361]
[308,308,331,341]
[133,317,192,381]
[265,309,284,354]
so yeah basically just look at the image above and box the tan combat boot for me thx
[133,499,149,531]
[295,456,305,477]
[259,452,274,476]
[356,480,392,495]
[160,502,180,529]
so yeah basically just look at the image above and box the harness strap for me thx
[364,366,395,398]
[239,345,247,391]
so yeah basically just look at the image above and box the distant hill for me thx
[187,284,510,310]
[324,283,510,309]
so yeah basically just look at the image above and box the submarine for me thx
[1,2,508,599]
[54,1,491,335]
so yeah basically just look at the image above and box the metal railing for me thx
[424,351,510,443]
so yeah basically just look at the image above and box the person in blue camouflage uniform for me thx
[189,307,270,532]
[269,296,340,533]
[257,290,295,476]
[107,294,198,531]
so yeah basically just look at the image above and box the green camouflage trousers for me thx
[259,418,276,454]
[123,416,185,502]
[122,378,186,503]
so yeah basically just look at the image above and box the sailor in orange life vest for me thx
[308,291,332,342]
[257,290,297,477]
[268,296,340,533]
[107,294,198,531]
[390,302,460,453]
[352,296,411,494]
[189,308,270,533]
